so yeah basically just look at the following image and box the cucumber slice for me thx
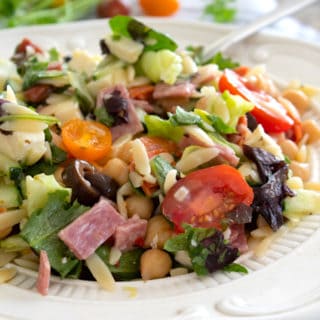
[283,189,320,220]
[0,153,20,176]
[0,182,21,209]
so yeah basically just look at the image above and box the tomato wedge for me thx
[219,69,294,133]
[162,165,254,230]
[61,119,112,162]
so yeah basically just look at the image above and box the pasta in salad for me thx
[0,16,320,295]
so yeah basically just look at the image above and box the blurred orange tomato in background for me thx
[138,0,180,16]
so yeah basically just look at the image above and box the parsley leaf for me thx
[204,0,237,23]
[205,52,240,70]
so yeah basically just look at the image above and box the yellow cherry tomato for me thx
[61,119,112,162]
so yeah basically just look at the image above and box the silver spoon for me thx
[202,0,319,61]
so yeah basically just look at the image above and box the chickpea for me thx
[102,158,129,185]
[140,248,172,281]
[112,141,133,164]
[302,120,320,144]
[0,227,12,240]
[278,138,298,160]
[144,215,174,249]
[126,195,154,220]
[282,89,309,112]
[289,161,310,182]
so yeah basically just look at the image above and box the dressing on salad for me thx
[0,16,320,295]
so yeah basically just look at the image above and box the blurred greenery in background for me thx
[0,0,101,28]
[0,0,238,29]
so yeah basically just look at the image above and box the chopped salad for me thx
[0,16,320,295]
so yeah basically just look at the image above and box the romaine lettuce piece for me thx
[284,189,320,220]
[25,173,71,216]
[221,90,254,129]
[144,114,184,142]
[21,190,88,278]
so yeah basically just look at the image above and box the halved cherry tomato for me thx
[61,119,112,162]
[162,165,254,230]
[139,0,179,16]
[15,38,43,54]
[219,69,294,134]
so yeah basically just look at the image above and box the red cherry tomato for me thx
[219,69,294,134]
[96,0,130,18]
[162,165,254,230]
[15,38,43,54]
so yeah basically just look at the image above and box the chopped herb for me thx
[94,107,115,127]
[150,156,175,191]
[223,263,248,274]
[164,225,240,275]
[48,48,60,62]
[203,0,237,23]
[205,52,240,70]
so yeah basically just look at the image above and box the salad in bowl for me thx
[0,16,319,296]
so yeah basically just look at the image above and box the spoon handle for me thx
[202,0,319,61]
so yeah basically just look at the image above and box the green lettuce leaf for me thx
[20,190,88,278]
[144,114,184,142]
[109,16,178,52]
[96,245,143,280]
[221,90,254,129]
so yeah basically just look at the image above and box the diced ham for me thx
[130,99,155,113]
[227,116,251,146]
[110,101,143,141]
[97,85,143,142]
[36,250,51,296]
[153,81,196,100]
[229,224,248,254]
[58,198,125,260]
[114,215,147,251]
